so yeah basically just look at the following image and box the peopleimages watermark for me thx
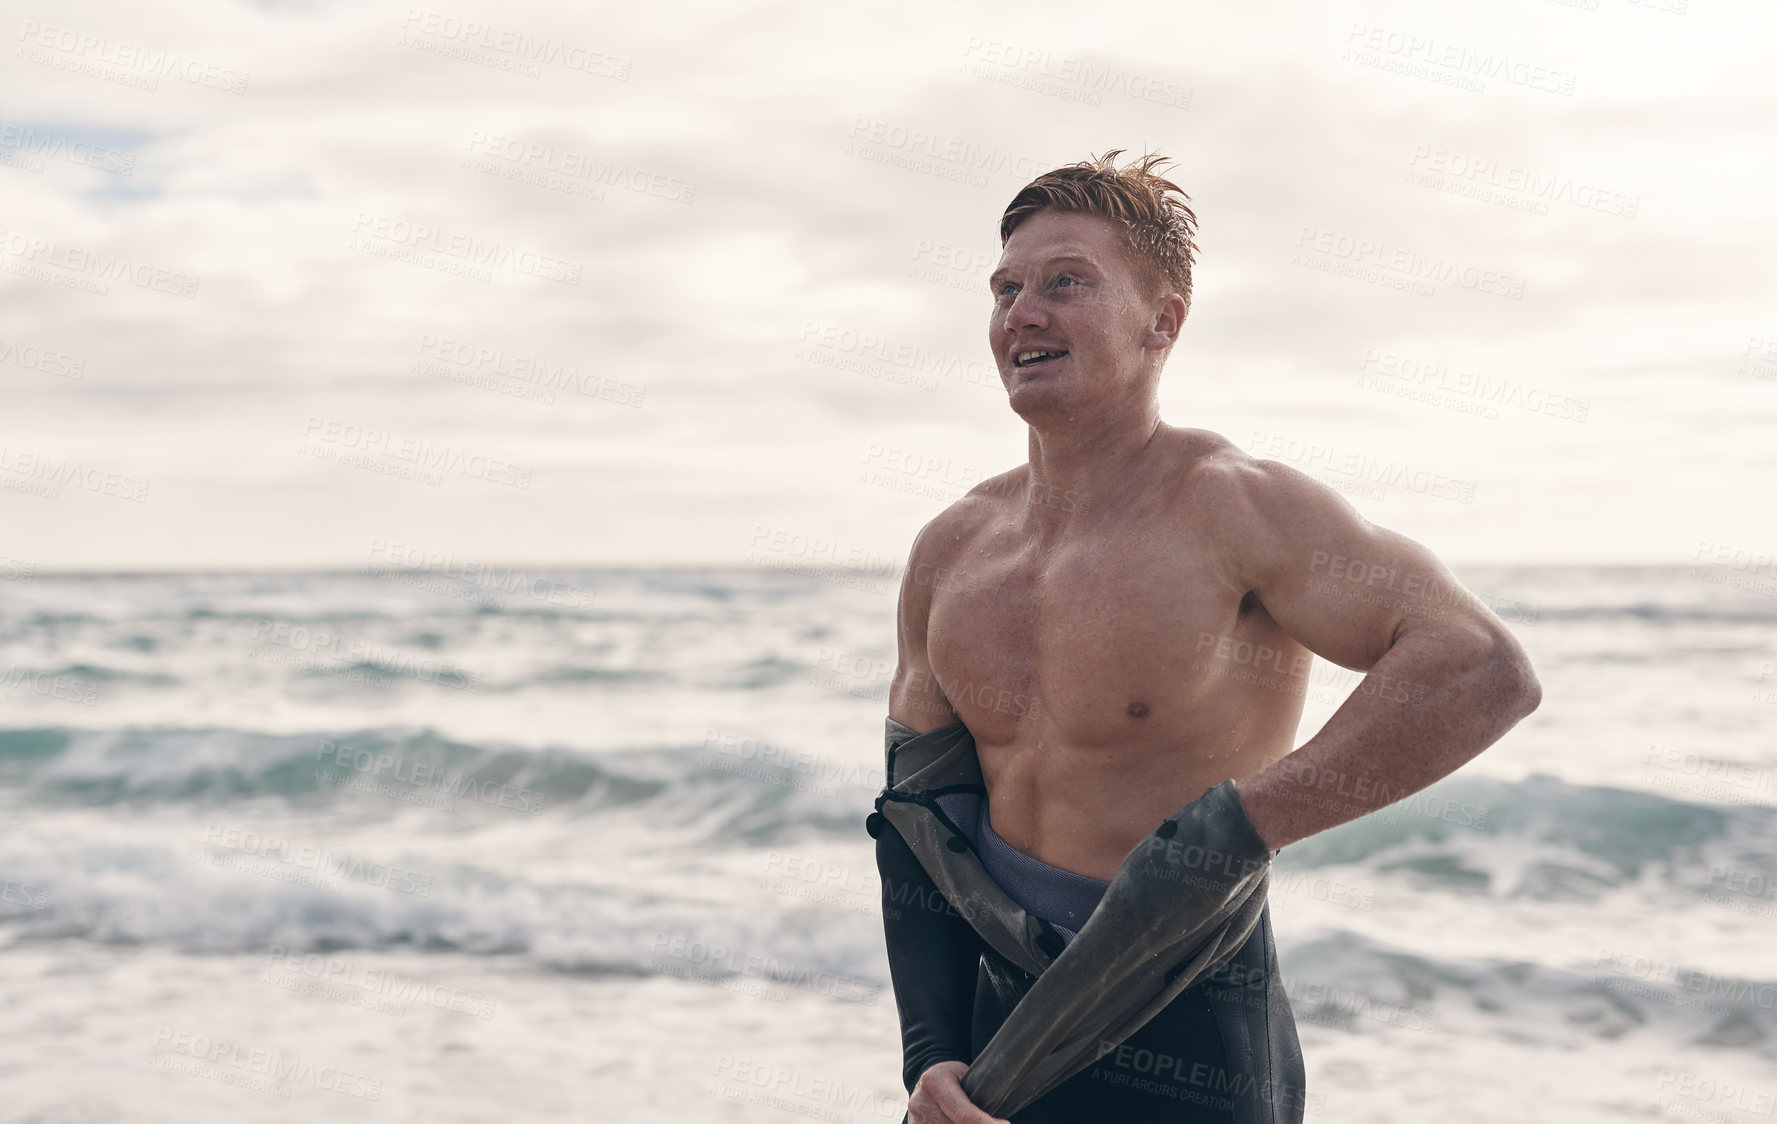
[896,667,1042,725]
[1639,744,1777,805]
[1265,758,1490,830]
[1688,539,1777,598]
[745,524,897,595]
[807,645,893,703]
[364,537,597,610]
[1090,1040,1327,1116]
[397,8,631,80]
[1651,1070,1775,1120]
[756,851,879,915]
[1245,430,1478,505]
[795,320,999,394]
[249,617,482,690]
[261,945,498,1019]
[1591,948,1777,1015]
[462,131,692,204]
[1602,0,1690,14]
[0,877,51,910]
[699,728,884,796]
[1293,226,1526,301]
[149,1028,380,1100]
[0,334,86,380]
[1754,660,1777,709]
[412,332,645,408]
[313,738,549,815]
[0,228,198,299]
[844,116,1054,189]
[859,443,1026,505]
[860,442,988,503]
[16,20,249,94]
[1269,868,1377,912]
[198,823,434,896]
[1341,23,1577,97]
[708,1055,902,1121]
[0,443,149,503]
[0,121,137,175]
[0,664,101,707]
[645,931,879,1004]
[1302,556,1537,628]
[298,415,534,489]
[1207,959,1442,1036]
[1704,862,1777,919]
[908,237,995,294]
[857,443,1083,515]
[1742,335,1777,381]
[348,212,582,285]
[1356,349,1590,423]
[1306,550,1472,612]
[1404,146,1639,219]
[957,37,1192,110]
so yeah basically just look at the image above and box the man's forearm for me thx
[875,817,985,1091]
[1234,627,1541,850]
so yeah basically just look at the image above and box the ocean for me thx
[0,563,1772,1122]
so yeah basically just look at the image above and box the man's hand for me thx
[908,1061,1009,1124]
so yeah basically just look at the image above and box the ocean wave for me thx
[1530,602,1777,625]
[2,824,1768,1054]
[0,832,889,1002]
[1277,772,1777,907]
[5,727,1774,889]
[1277,928,1776,1056]
[0,726,880,842]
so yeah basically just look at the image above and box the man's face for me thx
[987,209,1174,421]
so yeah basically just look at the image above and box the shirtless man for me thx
[878,152,1542,1124]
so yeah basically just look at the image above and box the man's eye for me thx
[1054,275,1077,288]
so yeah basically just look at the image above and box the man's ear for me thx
[1145,292,1187,350]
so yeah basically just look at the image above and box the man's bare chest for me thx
[925,534,1244,739]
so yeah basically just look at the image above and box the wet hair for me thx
[999,149,1199,317]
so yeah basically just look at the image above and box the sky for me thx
[2,0,1774,572]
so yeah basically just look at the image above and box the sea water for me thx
[0,564,1772,1122]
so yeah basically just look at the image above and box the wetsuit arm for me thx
[876,816,985,1093]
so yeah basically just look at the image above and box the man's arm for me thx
[888,516,963,735]
[877,516,983,1100]
[1215,458,1542,850]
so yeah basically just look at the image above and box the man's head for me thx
[1000,149,1199,314]
[989,150,1198,423]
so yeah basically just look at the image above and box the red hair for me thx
[1000,149,1200,316]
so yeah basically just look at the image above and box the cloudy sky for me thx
[3,0,1773,571]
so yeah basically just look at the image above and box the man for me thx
[874,151,1543,1123]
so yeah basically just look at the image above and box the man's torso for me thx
[909,426,1308,881]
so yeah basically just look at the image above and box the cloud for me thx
[2,0,1771,567]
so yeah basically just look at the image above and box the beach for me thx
[1,564,1772,1121]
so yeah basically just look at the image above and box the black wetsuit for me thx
[877,815,1307,1123]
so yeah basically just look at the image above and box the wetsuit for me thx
[876,792,1306,1123]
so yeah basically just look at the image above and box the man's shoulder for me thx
[908,466,1027,560]
[1157,425,1330,521]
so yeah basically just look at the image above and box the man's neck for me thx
[1021,402,1164,530]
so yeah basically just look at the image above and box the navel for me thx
[1126,700,1150,719]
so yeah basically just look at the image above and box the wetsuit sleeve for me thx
[875,814,986,1093]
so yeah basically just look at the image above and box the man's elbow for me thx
[1481,631,1542,720]
[1506,659,1543,720]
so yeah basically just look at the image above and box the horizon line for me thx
[1,558,1731,579]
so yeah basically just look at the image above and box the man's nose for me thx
[1000,288,1046,333]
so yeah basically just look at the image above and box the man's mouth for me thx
[1014,349,1069,369]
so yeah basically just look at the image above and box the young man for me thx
[874,151,1542,1123]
